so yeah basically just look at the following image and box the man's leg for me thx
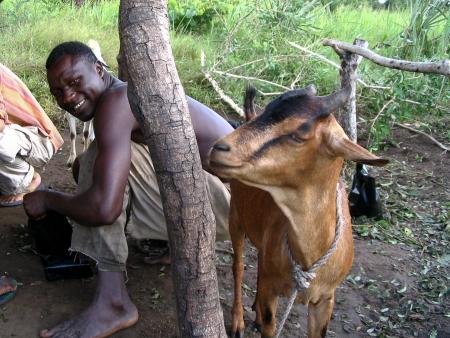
[40,141,138,338]
[125,142,230,258]
[0,124,51,206]
[40,271,138,338]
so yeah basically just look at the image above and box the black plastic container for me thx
[348,163,383,219]
[28,211,94,281]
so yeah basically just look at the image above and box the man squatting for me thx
[24,41,233,338]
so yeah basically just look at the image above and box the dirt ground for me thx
[1,126,449,338]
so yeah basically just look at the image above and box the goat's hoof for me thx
[248,321,261,333]
[231,330,244,338]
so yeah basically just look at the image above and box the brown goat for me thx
[209,85,388,338]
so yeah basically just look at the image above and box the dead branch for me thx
[212,10,253,71]
[338,38,369,142]
[323,39,450,76]
[367,97,395,147]
[223,55,296,74]
[201,51,245,117]
[258,90,283,96]
[396,98,450,114]
[211,69,290,90]
[287,41,391,90]
[394,122,450,152]
[215,248,234,255]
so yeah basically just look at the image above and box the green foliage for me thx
[0,0,448,148]
[399,0,450,59]
[168,0,237,33]
[0,0,120,123]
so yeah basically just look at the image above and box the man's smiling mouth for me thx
[74,99,85,110]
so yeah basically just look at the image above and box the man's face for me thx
[47,54,104,121]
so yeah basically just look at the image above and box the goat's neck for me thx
[269,169,341,269]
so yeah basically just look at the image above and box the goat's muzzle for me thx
[209,141,245,178]
[212,142,231,152]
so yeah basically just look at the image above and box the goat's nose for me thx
[213,142,230,152]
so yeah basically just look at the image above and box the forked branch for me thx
[323,39,450,76]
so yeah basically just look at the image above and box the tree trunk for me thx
[118,1,226,337]
[116,45,128,81]
[337,38,368,142]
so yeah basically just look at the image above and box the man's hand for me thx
[0,118,5,133]
[23,191,48,220]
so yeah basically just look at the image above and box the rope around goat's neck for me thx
[275,184,344,338]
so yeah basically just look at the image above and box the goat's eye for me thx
[290,132,305,144]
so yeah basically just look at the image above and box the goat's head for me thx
[209,85,388,190]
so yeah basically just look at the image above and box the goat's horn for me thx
[304,84,317,96]
[319,85,351,112]
[244,85,257,122]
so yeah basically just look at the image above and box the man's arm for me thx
[24,88,136,226]
[186,96,233,166]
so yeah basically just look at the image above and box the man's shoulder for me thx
[93,81,134,130]
[97,82,128,108]
[104,81,128,97]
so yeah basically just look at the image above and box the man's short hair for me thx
[46,41,97,70]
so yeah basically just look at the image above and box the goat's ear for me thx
[326,134,389,167]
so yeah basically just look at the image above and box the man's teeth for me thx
[74,100,85,110]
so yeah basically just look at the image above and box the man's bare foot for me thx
[40,271,138,338]
[0,172,41,206]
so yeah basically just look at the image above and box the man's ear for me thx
[95,61,104,78]
[326,132,389,166]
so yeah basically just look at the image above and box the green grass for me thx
[0,0,448,148]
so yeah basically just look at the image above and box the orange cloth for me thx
[0,63,63,152]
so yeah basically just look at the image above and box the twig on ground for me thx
[394,122,450,152]
[201,51,245,117]
[215,248,234,255]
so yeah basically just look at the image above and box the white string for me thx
[275,184,344,338]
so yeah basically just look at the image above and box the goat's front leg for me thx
[66,113,77,167]
[82,120,94,151]
[230,208,246,338]
[307,292,335,338]
[254,274,279,338]
[251,252,263,332]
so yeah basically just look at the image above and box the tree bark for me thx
[116,45,128,81]
[119,1,226,337]
[331,38,368,142]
